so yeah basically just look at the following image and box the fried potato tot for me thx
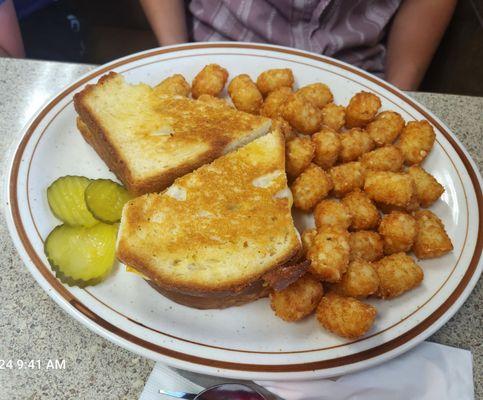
[270,274,324,322]
[345,91,381,128]
[408,166,445,207]
[286,136,315,178]
[307,227,350,282]
[296,83,333,108]
[302,228,317,254]
[192,64,228,98]
[364,171,417,208]
[360,145,404,172]
[366,111,405,146]
[291,164,333,210]
[153,74,190,97]
[316,293,376,339]
[374,253,423,299]
[256,68,294,96]
[342,189,380,231]
[378,211,417,254]
[314,199,352,230]
[312,128,341,169]
[227,74,263,114]
[339,128,375,163]
[197,94,232,108]
[330,261,380,298]
[398,120,435,165]
[350,231,384,262]
[329,161,365,197]
[260,87,293,118]
[413,210,453,259]
[272,117,295,140]
[282,95,323,135]
[321,103,345,131]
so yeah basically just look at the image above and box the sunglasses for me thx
[160,383,270,399]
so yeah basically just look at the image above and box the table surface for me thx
[0,58,481,400]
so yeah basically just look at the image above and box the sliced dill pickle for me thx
[47,176,98,227]
[45,223,118,287]
[85,179,132,224]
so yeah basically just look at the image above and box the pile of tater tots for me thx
[154,64,454,340]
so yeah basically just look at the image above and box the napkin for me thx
[140,342,474,400]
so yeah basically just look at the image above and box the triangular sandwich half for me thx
[74,72,271,195]
[116,131,302,309]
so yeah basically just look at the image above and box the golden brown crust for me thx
[147,277,270,309]
[140,249,303,309]
[270,273,324,321]
[74,72,270,195]
[116,132,302,305]
[316,292,376,339]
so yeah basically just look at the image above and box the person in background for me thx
[0,0,85,61]
[0,0,24,57]
[140,0,456,91]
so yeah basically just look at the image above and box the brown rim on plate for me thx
[23,53,471,355]
[9,43,482,372]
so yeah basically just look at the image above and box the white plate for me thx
[5,43,482,381]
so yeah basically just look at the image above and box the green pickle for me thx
[45,223,118,287]
[47,176,98,227]
[85,179,132,223]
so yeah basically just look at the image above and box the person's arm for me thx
[0,0,25,57]
[385,0,456,90]
[139,0,188,46]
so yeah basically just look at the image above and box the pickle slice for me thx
[45,223,118,287]
[85,179,132,224]
[47,176,98,227]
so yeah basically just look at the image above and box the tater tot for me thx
[366,111,405,146]
[339,128,375,163]
[256,68,294,96]
[197,94,232,108]
[314,199,352,230]
[286,136,315,178]
[360,145,404,172]
[291,164,333,210]
[398,120,436,165]
[153,74,190,97]
[272,117,296,141]
[342,189,380,230]
[316,293,376,339]
[312,128,341,169]
[378,211,417,255]
[345,91,382,128]
[413,210,453,259]
[330,261,380,298]
[260,87,293,118]
[270,274,324,322]
[307,227,350,282]
[408,166,445,207]
[302,228,317,254]
[364,171,416,208]
[296,83,333,108]
[374,253,424,299]
[191,64,228,98]
[350,230,384,262]
[227,74,263,114]
[321,103,346,131]
[282,95,323,135]
[329,161,365,197]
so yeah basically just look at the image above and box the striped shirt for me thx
[189,0,402,76]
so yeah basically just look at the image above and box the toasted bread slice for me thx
[74,72,271,195]
[116,131,302,308]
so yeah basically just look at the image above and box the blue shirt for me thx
[0,0,55,19]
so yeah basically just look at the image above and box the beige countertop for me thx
[0,58,481,399]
